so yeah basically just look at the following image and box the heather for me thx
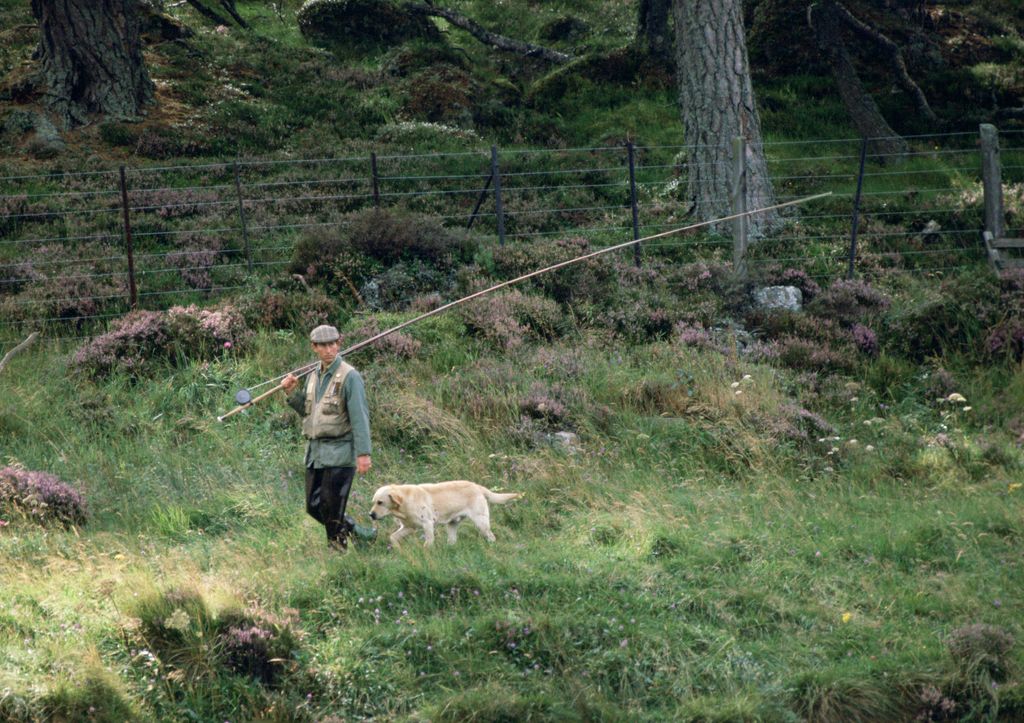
[0,466,87,527]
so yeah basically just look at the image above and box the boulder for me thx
[753,285,802,312]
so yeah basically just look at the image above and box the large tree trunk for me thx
[807,1,907,157]
[672,0,778,239]
[31,0,154,128]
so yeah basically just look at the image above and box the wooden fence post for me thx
[980,123,1005,270]
[118,166,138,309]
[731,136,748,279]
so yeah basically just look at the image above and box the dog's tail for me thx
[484,489,522,505]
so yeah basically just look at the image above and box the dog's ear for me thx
[388,492,403,507]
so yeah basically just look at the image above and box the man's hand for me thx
[281,373,298,393]
[356,455,372,474]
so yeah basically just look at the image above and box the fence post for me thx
[491,144,506,246]
[371,152,381,207]
[847,136,868,280]
[980,124,1004,270]
[233,161,253,274]
[627,142,641,268]
[731,136,748,279]
[118,166,138,309]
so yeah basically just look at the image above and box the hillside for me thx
[2,1,1024,722]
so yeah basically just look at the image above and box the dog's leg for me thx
[422,522,435,547]
[471,508,496,542]
[446,520,460,545]
[390,525,415,547]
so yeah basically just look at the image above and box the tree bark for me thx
[406,3,571,64]
[31,0,154,128]
[637,0,673,63]
[672,0,778,239]
[807,1,908,156]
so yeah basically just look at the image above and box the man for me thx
[282,324,372,551]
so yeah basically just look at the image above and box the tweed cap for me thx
[309,324,340,343]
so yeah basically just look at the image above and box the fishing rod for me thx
[217,191,832,422]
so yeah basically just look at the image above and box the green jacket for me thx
[287,355,371,469]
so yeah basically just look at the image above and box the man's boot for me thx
[345,514,377,543]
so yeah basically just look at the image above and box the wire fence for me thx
[2,128,1022,345]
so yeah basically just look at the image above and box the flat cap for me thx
[310,324,340,343]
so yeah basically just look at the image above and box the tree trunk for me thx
[672,0,778,239]
[637,0,673,63]
[31,0,154,128]
[807,1,907,157]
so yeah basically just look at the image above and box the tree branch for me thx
[406,2,572,64]
[0,332,39,375]
[832,1,937,122]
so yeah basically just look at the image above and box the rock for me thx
[27,113,66,158]
[753,285,802,312]
[547,430,580,453]
[359,280,381,310]
[921,219,941,242]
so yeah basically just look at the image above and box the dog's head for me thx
[369,486,403,520]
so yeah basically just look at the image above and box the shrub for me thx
[518,383,571,428]
[297,0,440,48]
[0,242,127,326]
[946,623,1015,680]
[490,237,616,305]
[72,304,252,378]
[807,278,890,327]
[217,609,301,685]
[238,283,339,331]
[0,467,87,527]
[290,209,476,298]
[460,290,566,349]
[340,317,421,359]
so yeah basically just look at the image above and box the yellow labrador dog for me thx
[369,481,521,547]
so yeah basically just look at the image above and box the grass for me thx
[2,309,1022,720]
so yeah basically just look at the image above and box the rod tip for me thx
[216,416,224,423]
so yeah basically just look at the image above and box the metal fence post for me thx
[627,142,641,268]
[371,152,381,208]
[847,137,868,280]
[731,136,748,279]
[233,161,253,274]
[118,166,138,309]
[491,144,506,246]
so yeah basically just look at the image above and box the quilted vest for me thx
[301,361,354,439]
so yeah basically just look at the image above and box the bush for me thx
[490,237,617,305]
[72,304,252,378]
[807,278,890,327]
[297,0,440,49]
[947,623,1015,680]
[0,242,127,326]
[460,290,566,349]
[290,209,477,299]
[0,467,87,527]
[217,608,301,685]
[238,283,339,332]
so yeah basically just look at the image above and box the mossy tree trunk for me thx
[672,0,778,239]
[31,0,154,128]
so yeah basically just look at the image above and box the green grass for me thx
[2,312,1022,720]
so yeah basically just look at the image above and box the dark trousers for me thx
[305,466,355,546]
